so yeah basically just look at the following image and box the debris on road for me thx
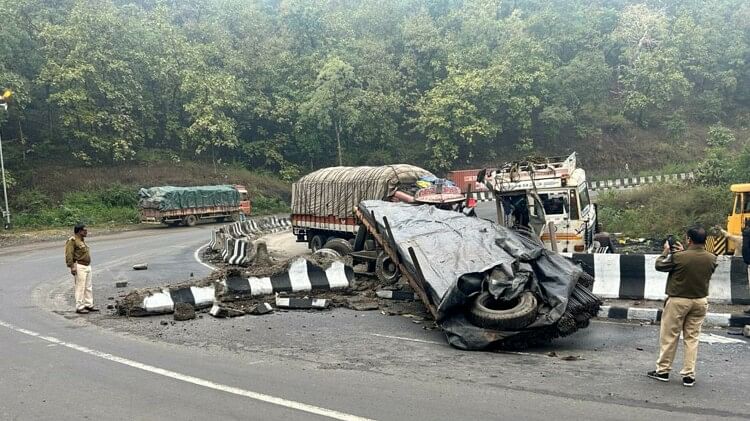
[249,302,274,315]
[133,263,148,270]
[275,297,328,310]
[173,303,196,321]
[376,290,418,301]
[115,281,128,288]
[209,304,245,318]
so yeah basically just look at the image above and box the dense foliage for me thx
[1,0,749,178]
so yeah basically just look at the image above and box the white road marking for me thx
[369,333,444,346]
[0,319,375,421]
[699,333,746,344]
[194,243,216,271]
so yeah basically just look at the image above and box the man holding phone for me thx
[647,226,716,387]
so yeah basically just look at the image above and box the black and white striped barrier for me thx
[217,257,353,299]
[566,253,750,305]
[222,216,292,240]
[588,172,694,191]
[598,305,750,328]
[467,173,695,201]
[124,285,216,316]
[275,297,329,309]
[376,290,419,300]
[221,238,269,266]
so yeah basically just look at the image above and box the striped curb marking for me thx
[597,305,750,327]
[376,290,419,300]
[275,297,328,309]
[466,172,695,201]
[219,258,353,298]
[125,258,352,316]
[565,253,750,305]
[588,172,694,191]
[137,286,216,315]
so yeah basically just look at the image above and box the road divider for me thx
[566,253,750,305]
[597,305,750,328]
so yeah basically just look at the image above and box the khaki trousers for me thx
[656,296,708,378]
[74,263,94,311]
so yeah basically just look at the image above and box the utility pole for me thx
[0,89,12,229]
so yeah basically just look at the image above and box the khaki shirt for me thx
[65,235,91,267]
[655,244,716,298]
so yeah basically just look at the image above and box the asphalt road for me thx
[1,224,749,420]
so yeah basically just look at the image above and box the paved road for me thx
[1,225,749,420]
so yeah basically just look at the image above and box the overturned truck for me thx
[355,201,600,350]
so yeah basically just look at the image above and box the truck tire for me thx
[230,212,241,222]
[375,252,400,283]
[467,291,538,330]
[184,215,198,227]
[310,234,325,252]
[323,238,354,256]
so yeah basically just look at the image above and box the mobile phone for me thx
[667,235,676,252]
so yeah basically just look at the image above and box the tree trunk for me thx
[335,118,343,166]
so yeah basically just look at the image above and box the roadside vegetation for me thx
[598,127,750,238]
[2,0,750,236]
[6,162,291,230]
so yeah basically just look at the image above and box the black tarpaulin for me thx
[358,200,582,350]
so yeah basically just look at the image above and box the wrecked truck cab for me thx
[479,152,597,253]
[355,200,601,350]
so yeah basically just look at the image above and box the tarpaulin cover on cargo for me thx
[291,165,431,218]
[138,185,239,211]
[358,200,585,350]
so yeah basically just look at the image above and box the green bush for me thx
[597,184,730,238]
[11,186,139,228]
[251,194,290,215]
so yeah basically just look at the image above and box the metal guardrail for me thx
[588,172,694,191]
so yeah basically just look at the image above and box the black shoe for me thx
[86,306,100,312]
[683,377,695,387]
[75,308,90,314]
[647,370,669,382]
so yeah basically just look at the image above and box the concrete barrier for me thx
[216,257,353,300]
[566,253,750,304]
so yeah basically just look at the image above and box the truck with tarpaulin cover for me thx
[138,185,252,226]
[291,164,467,252]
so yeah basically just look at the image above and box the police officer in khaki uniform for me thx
[64,224,99,314]
[648,226,716,387]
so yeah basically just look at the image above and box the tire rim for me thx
[382,256,398,278]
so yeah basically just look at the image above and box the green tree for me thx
[298,56,359,166]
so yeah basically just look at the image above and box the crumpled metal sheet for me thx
[358,200,583,349]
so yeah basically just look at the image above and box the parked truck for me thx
[138,184,252,226]
[291,164,466,251]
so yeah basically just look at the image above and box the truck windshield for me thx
[539,193,568,215]
[577,184,591,211]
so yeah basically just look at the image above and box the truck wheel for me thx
[230,212,241,222]
[323,238,354,256]
[375,252,400,283]
[184,215,198,227]
[310,235,325,252]
[467,291,538,330]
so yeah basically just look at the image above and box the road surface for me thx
[1,224,748,420]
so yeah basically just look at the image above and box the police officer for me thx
[648,226,716,387]
[64,224,99,314]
